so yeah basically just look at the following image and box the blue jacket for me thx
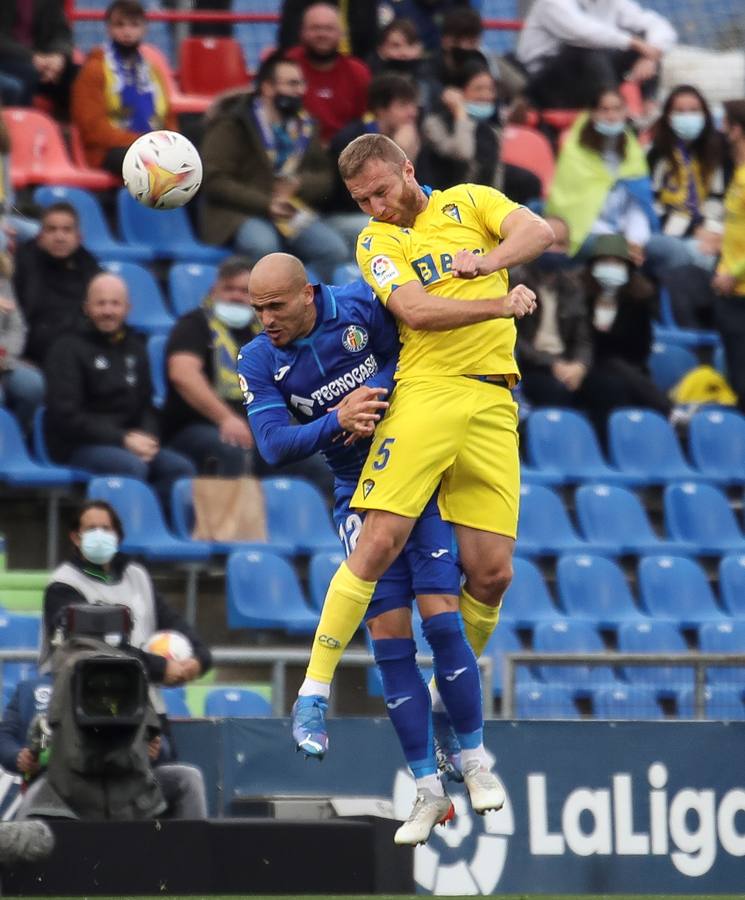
[0,674,54,774]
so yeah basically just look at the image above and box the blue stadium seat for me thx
[556,554,647,628]
[647,342,698,392]
[520,465,566,486]
[225,549,318,633]
[719,554,745,617]
[592,684,663,720]
[103,261,176,335]
[205,687,272,717]
[688,408,745,485]
[308,550,345,613]
[0,613,41,649]
[516,484,616,557]
[169,477,290,556]
[232,0,281,71]
[677,685,745,720]
[515,683,578,719]
[117,188,227,263]
[697,621,745,686]
[262,477,338,554]
[532,620,616,688]
[331,264,363,286]
[33,185,155,262]
[574,484,694,556]
[161,686,191,717]
[616,620,692,691]
[499,557,565,629]
[147,334,168,408]
[608,409,701,485]
[482,622,527,698]
[637,555,728,627]
[664,482,745,554]
[526,408,637,485]
[30,408,89,479]
[87,476,212,561]
[0,408,79,489]
[168,263,217,317]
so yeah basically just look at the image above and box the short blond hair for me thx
[338,133,407,182]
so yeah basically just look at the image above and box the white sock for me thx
[299,678,331,699]
[430,683,445,714]
[460,745,490,770]
[416,773,445,796]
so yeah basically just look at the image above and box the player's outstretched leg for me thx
[291,694,329,760]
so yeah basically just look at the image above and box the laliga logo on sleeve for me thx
[342,325,369,353]
[392,752,514,895]
[371,255,399,288]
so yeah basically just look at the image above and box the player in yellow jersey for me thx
[292,133,553,767]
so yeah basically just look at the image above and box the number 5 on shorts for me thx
[372,437,396,471]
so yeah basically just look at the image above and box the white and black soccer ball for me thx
[122,130,202,209]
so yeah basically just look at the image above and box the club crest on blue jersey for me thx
[342,325,369,353]
[442,203,461,223]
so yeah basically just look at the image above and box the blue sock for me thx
[423,611,483,750]
[372,637,436,777]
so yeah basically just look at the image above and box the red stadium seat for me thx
[179,37,250,95]
[540,109,581,132]
[500,125,556,196]
[2,108,115,190]
[139,44,212,115]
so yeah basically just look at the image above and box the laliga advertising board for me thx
[188,718,745,895]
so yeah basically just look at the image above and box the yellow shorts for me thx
[350,376,520,537]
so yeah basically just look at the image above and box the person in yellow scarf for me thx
[546,86,658,263]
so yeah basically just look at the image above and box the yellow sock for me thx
[306,561,377,683]
[459,585,501,657]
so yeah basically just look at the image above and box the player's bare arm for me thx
[330,386,389,438]
[452,207,554,278]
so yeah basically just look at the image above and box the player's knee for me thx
[469,559,513,607]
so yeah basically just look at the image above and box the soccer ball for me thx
[122,130,202,209]
[143,630,193,661]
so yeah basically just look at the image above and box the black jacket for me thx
[0,0,73,60]
[44,322,158,462]
[13,239,101,366]
[278,0,378,60]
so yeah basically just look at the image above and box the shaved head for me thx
[85,272,130,334]
[248,254,316,347]
[249,252,308,296]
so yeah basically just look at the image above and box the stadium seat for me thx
[87,476,213,561]
[520,465,565,486]
[574,484,695,556]
[161,686,191,717]
[500,125,555,197]
[117,188,228,263]
[688,408,745,485]
[308,550,345,613]
[608,409,701,485]
[1,107,114,190]
[139,43,211,114]
[31,408,89,479]
[168,263,218,316]
[33,186,155,262]
[178,37,250,95]
[331,263,363,286]
[499,557,565,629]
[592,684,662,720]
[0,613,41,649]
[555,554,647,628]
[526,408,637,485]
[147,334,168,408]
[616,620,693,691]
[262,477,338,555]
[653,288,721,349]
[102,261,175,335]
[664,482,745,554]
[204,687,272,717]
[515,683,577,719]
[647,342,698,392]
[719,554,745,617]
[532,620,616,689]
[232,0,281,71]
[482,622,527,697]
[677,685,745,720]
[169,477,290,556]
[637,555,729,626]
[697,621,745,686]
[0,408,79,489]
[225,549,318,633]
[516,484,616,557]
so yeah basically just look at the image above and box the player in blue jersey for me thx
[237,252,506,845]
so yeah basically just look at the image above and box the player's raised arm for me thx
[453,206,554,278]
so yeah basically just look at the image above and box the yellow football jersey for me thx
[355,182,522,380]
[720,163,745,296]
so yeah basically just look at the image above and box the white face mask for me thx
[80,528,119,565]
[591,261,629,291]
[593,302,618,331]
[214,301,255,330]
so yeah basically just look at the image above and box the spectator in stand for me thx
[645,84,731,279]
[378,0,470,53]
[328,74,421,252]
[44,272,196,507]
[0,672,54,786]
[368,19,438,110]
[0,250,44,434]
[0,0,77,119]
[71,0,176,176]
[0,106,41,247]
[279,0,378,62]
[13,202,100,368]
[516,0,676,110]
[200,53,349,281]
[285,3,371,145]
[546,87,658,263]
[421,58,541,204]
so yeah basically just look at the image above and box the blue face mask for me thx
[536,251,573,273]
[669,111,705,142]
[465,101,496,121]
[80,528,119,565]
[214,301,255,330]
[593,118,626,137]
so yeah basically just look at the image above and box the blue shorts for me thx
[333,481,462,623]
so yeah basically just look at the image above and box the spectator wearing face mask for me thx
[368,19,438,110]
